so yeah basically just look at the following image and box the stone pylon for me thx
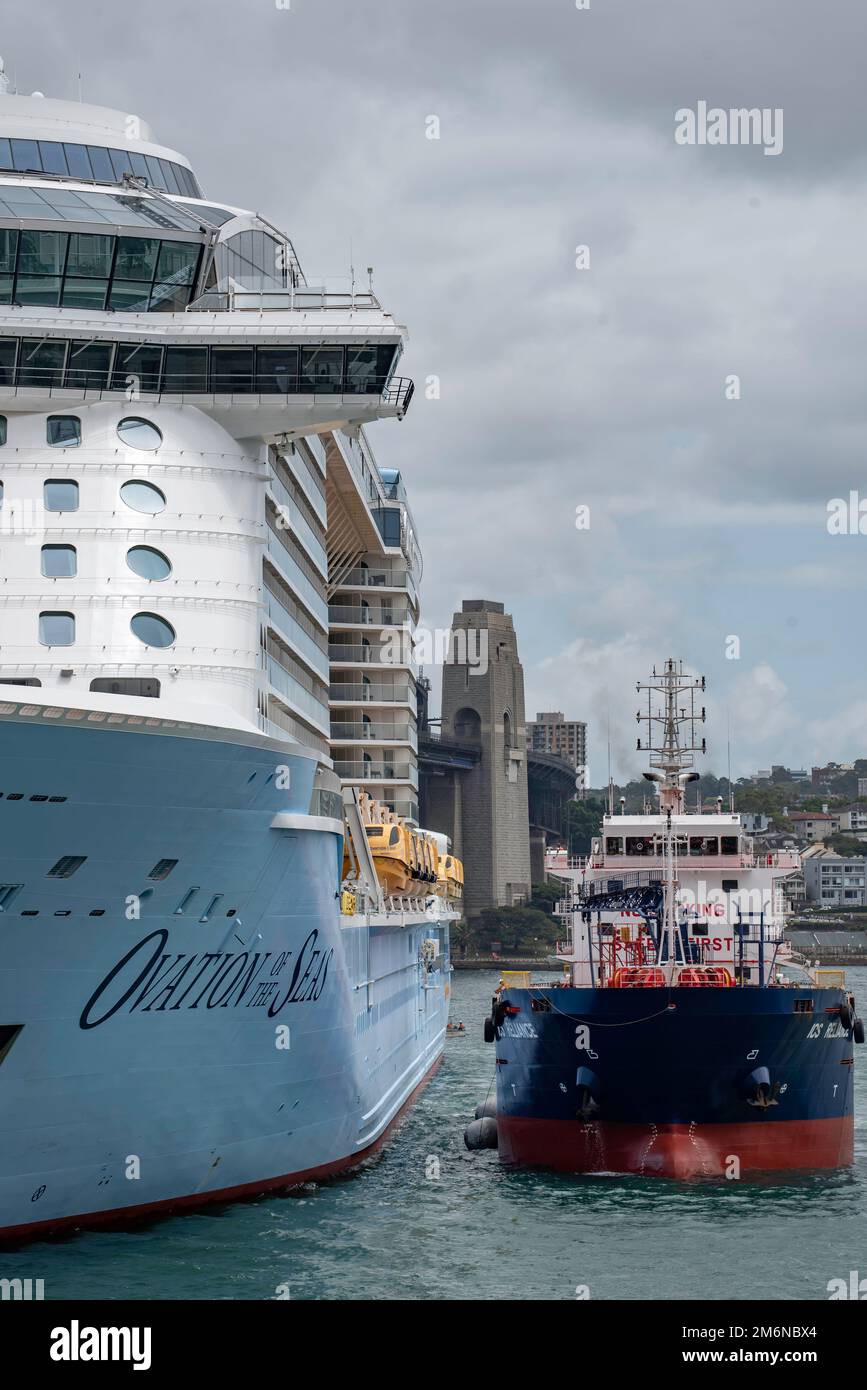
[439,600,531,915]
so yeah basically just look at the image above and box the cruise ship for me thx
[487,661,863,1178]
[0,67,458,1241]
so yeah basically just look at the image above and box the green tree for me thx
[564,796,605,855]
[530,881,562,913]
[466,906,560,955]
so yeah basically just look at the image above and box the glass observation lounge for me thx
[0,138,201,196]
[0,336,404,396]
[0,228,203,311]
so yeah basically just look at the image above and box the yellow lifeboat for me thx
[364,821,412,894]
[343,792,464,901]
[437,851,464,899]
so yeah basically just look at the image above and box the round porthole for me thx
[126,545,172,580]
[118,417,163,450]
[120,479,166,514]
[131,612,175,648]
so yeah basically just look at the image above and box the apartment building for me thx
[527,711,587,773]
[801,844,867,907]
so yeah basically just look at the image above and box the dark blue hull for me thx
[494,985,855,1177]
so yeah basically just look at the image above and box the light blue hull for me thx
[0,717,449,1239]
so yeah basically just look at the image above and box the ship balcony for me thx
[329,721,418,748]
[378,798,420,824]
[328,643,417,670]
[328,682,414,708]
[327,605,410,629]
[332,761,418,787]
[337,567,417,594]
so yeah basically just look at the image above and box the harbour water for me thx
[5,967,866,1301]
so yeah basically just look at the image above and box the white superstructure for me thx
[548,660,802,987]
[0,87,412,747]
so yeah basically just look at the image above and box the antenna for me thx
[727,709,734,812]
[0,57,8,97]
[606,702,614,816]
[636,657,706,812]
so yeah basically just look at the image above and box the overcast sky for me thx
[10,1,867,781]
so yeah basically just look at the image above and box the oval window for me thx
[120,480,166,514]
[130,612,175,648]
[118,417,163,450]
[126,545,171,580]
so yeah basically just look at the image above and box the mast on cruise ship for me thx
[636,659,707,975]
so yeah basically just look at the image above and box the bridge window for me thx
[300,347,344,392]
[67,341,113,388]
[605,837,623,856]
[346,344,395,393]
[212,347,254,393]
[163,346,208,392]
[720,836,739,856]
[19,339,66,387]
[256,347,299,393]
[689,836,719,856]
[112,344,163,393]
[0,336,401,394]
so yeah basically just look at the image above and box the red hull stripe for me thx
[497,1114,854,1179]
[0,1056,442,1243]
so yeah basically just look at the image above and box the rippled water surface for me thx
[7,967,867,1300]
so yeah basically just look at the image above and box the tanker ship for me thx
[486,659,863,1178]
[0,66,459,1241]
